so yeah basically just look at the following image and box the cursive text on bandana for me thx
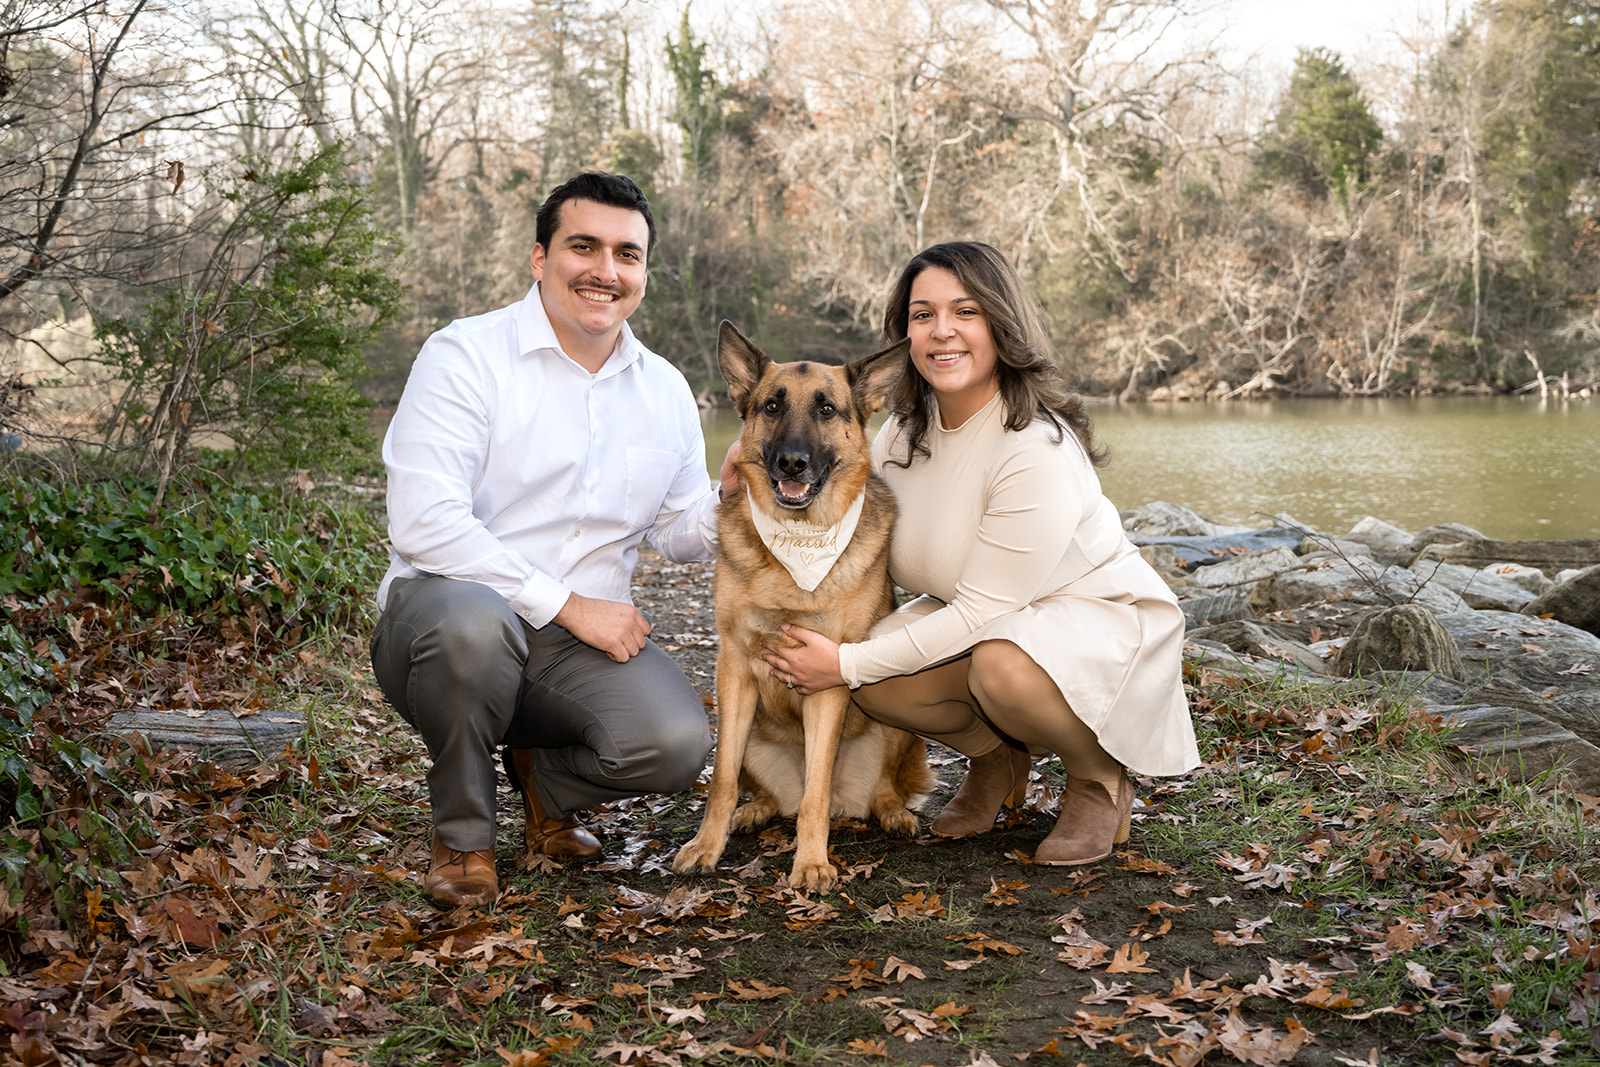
[746,486,866,592]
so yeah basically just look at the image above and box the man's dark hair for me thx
[535,172,656,260]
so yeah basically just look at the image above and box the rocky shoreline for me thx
[647,500,1600,799]
[1128,501,1600,795]
[109,501,1600,798]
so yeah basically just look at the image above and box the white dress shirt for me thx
[377,283,720,627]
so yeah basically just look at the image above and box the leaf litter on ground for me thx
[3,548,1599,1065]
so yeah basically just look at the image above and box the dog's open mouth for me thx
[772,470,827,509]
[774,478,817,508]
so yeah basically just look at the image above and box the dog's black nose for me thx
[774,449,810,479]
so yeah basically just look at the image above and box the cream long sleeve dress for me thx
[836,393,1201,777]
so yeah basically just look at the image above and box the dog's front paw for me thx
[673,837,724,875]
[730,798,778,835]
[789,860,838,894]
[876,806,921,839]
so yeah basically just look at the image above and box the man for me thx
[371,172,735,907]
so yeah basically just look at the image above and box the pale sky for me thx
[679,0,1468,113]
[1203,0,1466,71]
[685,0,1468,68]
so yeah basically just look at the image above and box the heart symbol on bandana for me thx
[800,551,815,566]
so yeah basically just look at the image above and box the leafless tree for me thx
[0,0,238,329]
[945,0,1224,273]
[202,0,345,158]
[204,0,512,239]
[754,0,1017,328]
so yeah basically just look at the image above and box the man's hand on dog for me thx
[717,442,740,501]
[761,623,846,694]
[556,593,652,662]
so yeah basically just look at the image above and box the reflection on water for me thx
[702,397,1600,540]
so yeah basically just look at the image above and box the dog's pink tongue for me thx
[779,480,808,500]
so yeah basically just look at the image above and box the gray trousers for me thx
[369,576,712,852]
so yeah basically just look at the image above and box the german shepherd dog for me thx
[673,322,934,892]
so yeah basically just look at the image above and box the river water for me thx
[700,396,1600,541]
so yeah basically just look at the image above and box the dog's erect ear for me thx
[717,320,772,417]
[845,338,909,421]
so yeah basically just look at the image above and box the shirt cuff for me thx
[514,571,572,629]
[837,642,863,690]
[693,486,722,549]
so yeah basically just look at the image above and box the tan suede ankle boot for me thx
[930,744,1031,838]
[1034,769,1132,865]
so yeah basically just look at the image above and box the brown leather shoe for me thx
[508,748,602,861]
[930,744,1032,838]
[1034,769,1133,866]
[426,836,498,907]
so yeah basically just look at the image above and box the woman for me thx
[762,241,1199,865]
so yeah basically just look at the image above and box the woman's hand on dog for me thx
[761,623,845,694]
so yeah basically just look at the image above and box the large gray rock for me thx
[1176,591,1254,628]
[107,707,306,769]
[1182,641,1336,687]
[1187,619,1331,676]
[1408,523,1488,554]
[1437,610,1600,707]
[1405,560,1536,612]
[1150,510,1600,796]
[1139,543,1180,574]
[1410,538,1600,577]
[1294,536,1375,561]
[1192,546,1303,589]
[1136,530,1308,572]
[1400,674,1600,792]
[1334,603,1467,680]
[1121,501,1255,538]
[1435,706,1600,794]
[1524,564,1600,637]
[1445,679,1600,750]
[1249,554,1468,615]
[1479,563,1554,597]
[1341,517,1416,565]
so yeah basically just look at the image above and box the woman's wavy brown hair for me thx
[881,241,1106,468]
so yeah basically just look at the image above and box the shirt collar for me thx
[516,282,643,378]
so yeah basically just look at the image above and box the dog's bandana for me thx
[747,486,867,592]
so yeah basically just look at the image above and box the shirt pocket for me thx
[623,447,677,530]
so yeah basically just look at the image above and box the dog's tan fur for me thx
[673,322,934,892]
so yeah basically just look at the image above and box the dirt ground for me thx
[469,548,1439,1066]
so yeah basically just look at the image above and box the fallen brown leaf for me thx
[1105,943,1158,973]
